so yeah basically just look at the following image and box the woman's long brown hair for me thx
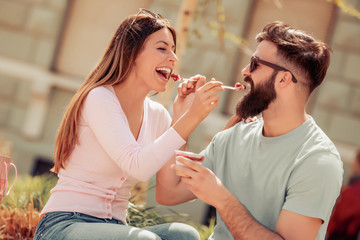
[52,11,176,173]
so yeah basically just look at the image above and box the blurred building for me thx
[0,0,359,224]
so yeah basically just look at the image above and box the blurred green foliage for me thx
[1,174,214,239]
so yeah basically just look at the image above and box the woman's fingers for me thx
[194,76,206,91]
[196,84,223,103]
[185,78,223,118]
[179,84,195,97]
[177,76,223,121]
[197,79,223,94]
[222,114,242,130]
[178,76,201,96]
[244,116,258,123]
[179,76,223,97]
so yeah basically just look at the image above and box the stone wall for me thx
[0,0,67,67]
[311,0,360,181]
[0,0,154,174]
[0,0,68,173]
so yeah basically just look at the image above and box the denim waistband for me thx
[45,211,125,225]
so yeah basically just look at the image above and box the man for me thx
[327,150,360,239]
[156,21,343,240]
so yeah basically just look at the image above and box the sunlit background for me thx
[0,0,359,224]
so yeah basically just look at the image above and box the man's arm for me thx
[156,152,197,205]
[177,157,322,240]
[156,113,243,205]
[276,209,322,240]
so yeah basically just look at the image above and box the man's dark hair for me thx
[256,21,331,94]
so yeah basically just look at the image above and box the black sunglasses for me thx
[120,8,168,41]
[129,8,166,26]
[137,8,164,19]
[250,56,298,83]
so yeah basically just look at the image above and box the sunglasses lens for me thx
[250,58,254,72]
[139,8,162,19]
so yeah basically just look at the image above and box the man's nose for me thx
[241,64,251,77]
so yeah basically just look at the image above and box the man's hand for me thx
[173,156,228,207]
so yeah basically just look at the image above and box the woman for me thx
[34,9,224,240]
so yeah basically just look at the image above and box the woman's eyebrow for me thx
[155,40,175,50]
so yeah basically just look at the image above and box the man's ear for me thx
[278,71,293,88]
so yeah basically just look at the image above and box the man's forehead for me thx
[254,40,278,60]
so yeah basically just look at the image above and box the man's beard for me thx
[236,71,278,119]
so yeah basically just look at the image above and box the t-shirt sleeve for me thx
[201,135,218,172]
[283,151,343,221]
[81,88,186,182]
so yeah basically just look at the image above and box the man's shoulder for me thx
[216,118,262,140]
[297,129,343,180]
[303,117,341,160]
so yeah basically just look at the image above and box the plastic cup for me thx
[174,150,204,177]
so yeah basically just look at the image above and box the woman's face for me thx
[131,27,177,93]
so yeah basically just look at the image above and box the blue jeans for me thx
[33,211,200,240]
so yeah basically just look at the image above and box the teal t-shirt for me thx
[202,116,343,240]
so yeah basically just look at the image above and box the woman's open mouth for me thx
[155,67,171,80]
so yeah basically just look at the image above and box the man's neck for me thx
[262,102,307,137]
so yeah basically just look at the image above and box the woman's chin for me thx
[148,87,165,96]
[156,84,167,93]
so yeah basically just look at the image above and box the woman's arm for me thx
[157,76,224,205]
[82,78,223,182]
[171,76,223,140]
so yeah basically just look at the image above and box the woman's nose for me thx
[168,51,178,64]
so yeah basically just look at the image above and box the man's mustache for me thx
[244,76,254,91]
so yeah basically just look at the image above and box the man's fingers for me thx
[177,157,204,172]
[173,163,196,178]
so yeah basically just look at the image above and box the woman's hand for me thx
[185,76,224,122]
[173,75,203,120]
[178,75,200,97]
[222,115,258,131]
[222,114,242,130]
[171,76,224,140]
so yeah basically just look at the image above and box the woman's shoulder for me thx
[85,85,117,105]
[82,86,118,113]
[88,85,114,98]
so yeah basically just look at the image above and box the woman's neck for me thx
[112,79,147,140]
[113,78,148,112]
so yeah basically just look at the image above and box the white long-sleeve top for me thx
[41,85,186,223]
